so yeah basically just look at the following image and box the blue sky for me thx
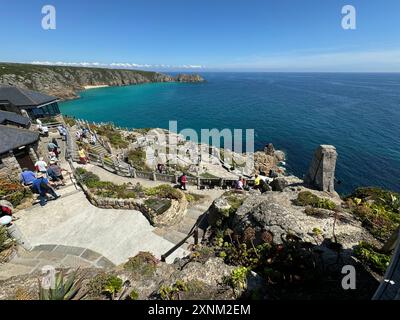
[0,0,399,71]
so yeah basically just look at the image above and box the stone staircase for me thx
[0,244,115,281]
[153,199,213,252]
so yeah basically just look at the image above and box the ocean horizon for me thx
[60,72,400,195]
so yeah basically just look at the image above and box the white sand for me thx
[84,85,109,90]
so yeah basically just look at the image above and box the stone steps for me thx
[153,200,212,252]
[0,245,114,281]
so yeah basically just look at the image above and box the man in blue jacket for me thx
[31,172,60,207]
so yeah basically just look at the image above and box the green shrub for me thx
[0,226,13,253]
[224,267,249,292]
[75,168,100,188]
[127,148,149,171]
[94,124,129,149]
[124,252,158,278]
[88,273,123,299]
[295,191,336,210]
[354,241,390,275]
[39,270,83,300]
[159,280,189,300]
[185,193,205,203]
[0,179,31,207]
[145,185,183,200]
[346,187,400,241]
[63,116,77,127]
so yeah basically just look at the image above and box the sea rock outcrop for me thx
[254,143,285,176]
[304,145,337,193]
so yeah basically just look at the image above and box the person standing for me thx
[78,148,89,164]
[180,173,188,191]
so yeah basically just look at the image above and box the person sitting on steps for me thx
[31,172,60,207]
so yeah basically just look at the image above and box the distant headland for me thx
[0,62,205,101]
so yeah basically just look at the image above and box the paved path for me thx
[0,245,114,281]
[1,129,223,280]
[13,190,188,266]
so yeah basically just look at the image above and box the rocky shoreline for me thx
[0,62,205,100]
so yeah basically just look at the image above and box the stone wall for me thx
[81,184,188,228]
[0,153,21,180]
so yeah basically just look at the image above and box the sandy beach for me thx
[84,84,109,90]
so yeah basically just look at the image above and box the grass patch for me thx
[144,184,183,200]
[200,172,219,179]
[0,179,32,207]
[345,187,400,241]
[185,193,205,203]
[294,191,336,210]
[93,124,129,149]
[127,148,149,171]
[354,241,390,275]
[124,252,158,278]
[76,168,137,199]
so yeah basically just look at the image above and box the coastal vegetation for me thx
[39,270,83,300]
[354,241,391,275]
[0,179,32,207]
[75,167,137,199]
[92,124,129,149]
[345,187,400,241]
[123,251,158,278]
[294,191,337,210]
[127,148,149,171]
[0,62,204,100]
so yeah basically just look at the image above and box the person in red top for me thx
[0,200,15,223]
[180,173,188,191]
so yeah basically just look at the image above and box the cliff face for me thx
[0,63,204,100]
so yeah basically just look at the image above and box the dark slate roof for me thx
[0,110,31,127]
[0,85,58,108]
[0,125,39,154]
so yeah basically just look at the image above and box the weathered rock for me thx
[231,190,377,248]
[270,178,288,192]
[264,143,275,156]
[207,197,232,227]
[304,145,337,193]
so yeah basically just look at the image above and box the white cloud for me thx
[29,61,205,70]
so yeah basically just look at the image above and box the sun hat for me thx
[0,215,12,226]
[36,172,45,178]
[0,200,13,210]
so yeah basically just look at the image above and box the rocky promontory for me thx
[0,63,205,100]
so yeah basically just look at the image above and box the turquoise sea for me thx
[60,72,400,195]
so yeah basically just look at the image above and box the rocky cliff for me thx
[0,63,205,100]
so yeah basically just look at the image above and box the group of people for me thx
[75,127,96,165]
[20,138,66,206]
[76,128,97,146]
[234,173,272,193]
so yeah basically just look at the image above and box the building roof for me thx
[0,110,31,127]
[0,125,39,154]
[0,85,58,109]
